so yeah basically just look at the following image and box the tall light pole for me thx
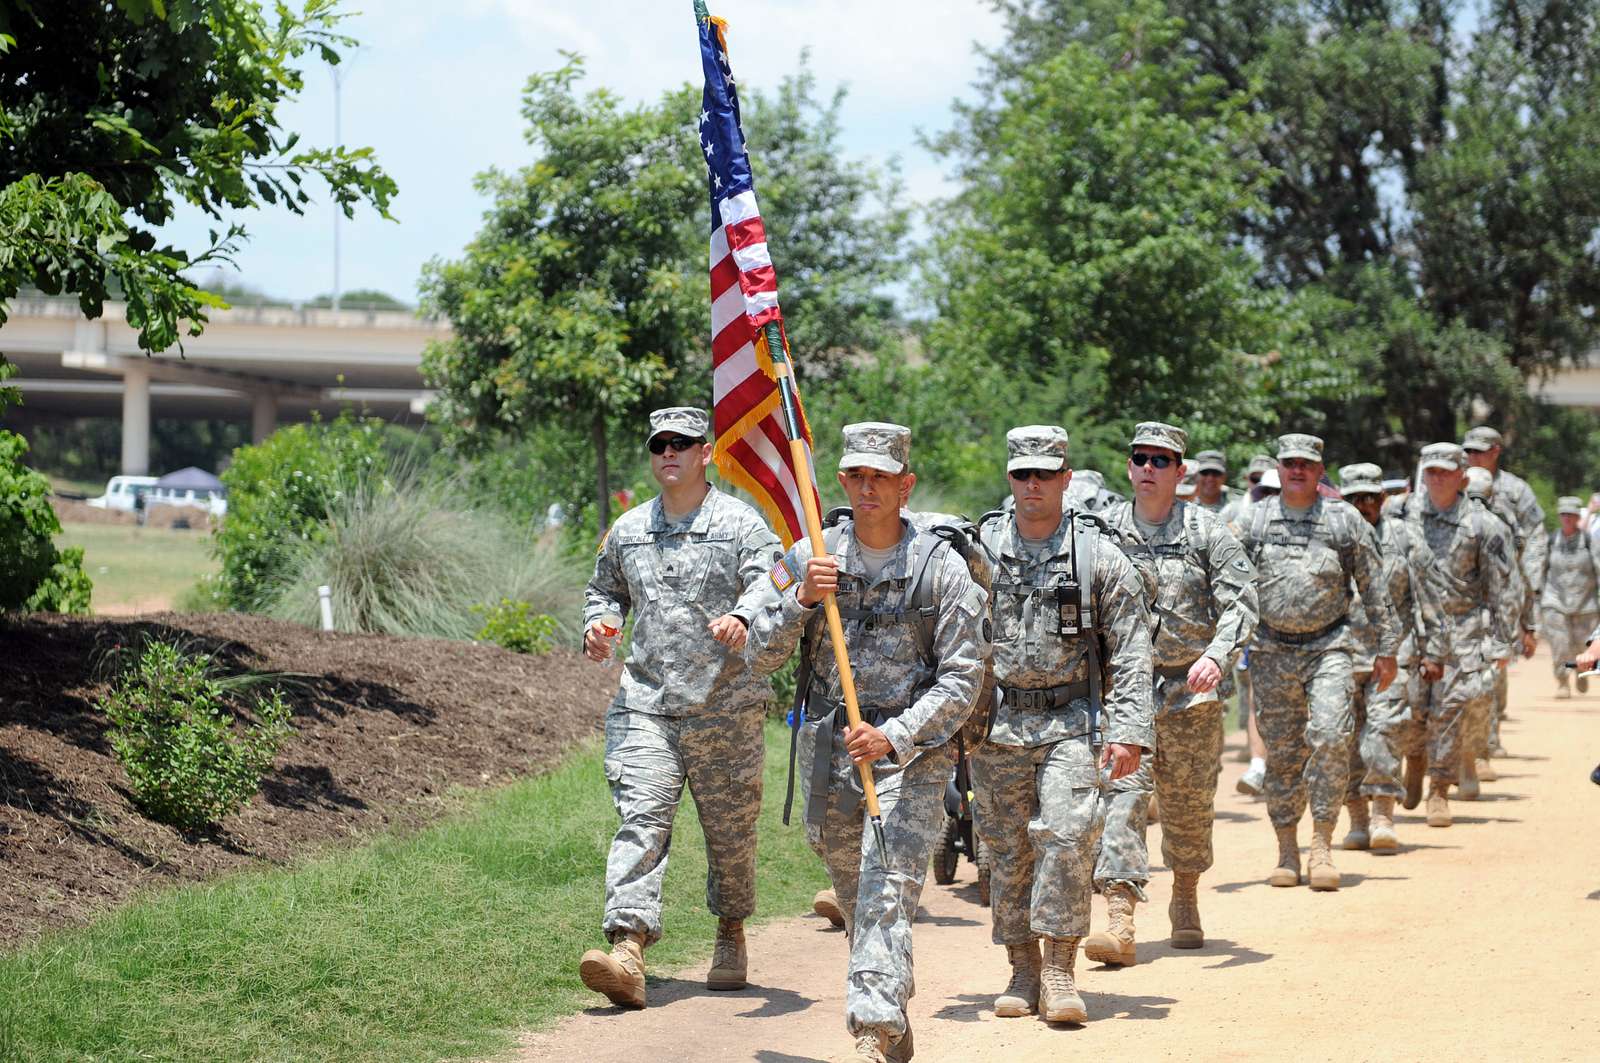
[331,63,343,312]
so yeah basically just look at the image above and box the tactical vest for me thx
[781,510,989,825]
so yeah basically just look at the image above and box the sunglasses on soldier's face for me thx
[648,435,704,455]
[1129,453,1175,468]
[1009,469,1060,482]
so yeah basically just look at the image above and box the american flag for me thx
[697,8,819,548]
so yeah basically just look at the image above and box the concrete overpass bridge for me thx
[1,295,450,474]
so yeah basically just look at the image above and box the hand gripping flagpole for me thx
[764,320,888,865]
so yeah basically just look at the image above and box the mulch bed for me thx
[0,612,620,944]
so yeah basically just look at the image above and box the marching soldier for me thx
[1190,449,1231,513]
[746,422,988,1063]
[970,426,1153,1023]
[1542,496,1600,699]
[1235,434,1400,891]
[1460,468,1526,793]
[1399,444,1514,828]
[1336,463,1441,852]
[1085,422,1257,963]
[577,407,783,1008]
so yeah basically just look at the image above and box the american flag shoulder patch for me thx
[769,557,797,592]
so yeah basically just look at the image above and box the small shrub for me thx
[474,598,559,654]
[0,426,92,612]
[102,640,293,831]
[215,414,385,611]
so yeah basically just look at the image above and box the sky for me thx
[170,1,1009,306]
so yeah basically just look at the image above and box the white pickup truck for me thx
[86,475,158,512]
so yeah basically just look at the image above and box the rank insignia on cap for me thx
[769,557,797,592]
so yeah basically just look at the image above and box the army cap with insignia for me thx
[1007,424,1070,472]
[648,406,710,441]
[1339,462,1384,496]
[1464,466,1494,498]
[1462,426,1503,452]
[1130,421,1187,456]
[1559,495,1583,516]
[839,421,911,474]
[1419,442,1465,471]
[1192,449,1226,474]
[1277,433,1324,463]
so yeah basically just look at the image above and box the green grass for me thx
[56,524,218,613]
[0,721,827,1063]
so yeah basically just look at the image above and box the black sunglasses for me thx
[1009,468,1061,482]
[648,435,704,455]
[1129,453,1176,468]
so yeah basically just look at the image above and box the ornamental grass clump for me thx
[263,462,587,644]
[102,640,293,831]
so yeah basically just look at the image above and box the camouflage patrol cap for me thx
[1130,421,1187,455]
[1339,462,1384,496]
[1419,442,1465,472]
[1276,433,1324,463]
[1247,454,1276,476]
[839,421,911,474]
[1462,426,1503,452]
[1006,425,1070,472]
[1464,466,1494,498]
[1558,495,1583,516]
[1193,449,1226,474]
[648,406,710,440]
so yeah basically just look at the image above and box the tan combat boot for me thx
[1268,824,1301,887]
[579,931,647,1008]
[1342,797,1370,850]
[1402,754,1426,810]
[1039,936,1089,1023]
[1083,885,1138,966]
[846,1031,887,1063]
[1457,754,1480,800]
[1308,820,1341,891]
[1476,757,1498,782]
[1169,871,1204,949]
[814,888,846,929]
[994,940,1041,1017]
[1426,780,1452,827]
[1369,796,1399,852]
[706,918,747,990]
[1147,792,1160,824]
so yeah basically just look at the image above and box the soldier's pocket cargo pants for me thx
[1251,647,1353,828]
[801,730,949,1042]
[971,737,1103,945]
[1347,665,1409,800]
[600,706,764,946]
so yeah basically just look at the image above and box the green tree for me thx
[0,0,395,354]
[421,55,910,530]
[0,360,91,612]
[986,0,1600,473]
[925,3,1353,458]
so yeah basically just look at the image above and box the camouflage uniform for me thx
[1542,500,1600,687]
[1400,447,1515,787]
[1463,427,1547,752]
[1094,449,1257,890]
[745,423,988,1046]
[1234,436,1401,831]
[1460,470,1528,763]
[1339,464,1442,802]
[583,408,783,948]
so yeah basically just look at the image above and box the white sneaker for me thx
[1236,764,1265,796]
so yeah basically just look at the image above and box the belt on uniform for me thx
[1259,616,1346,646]
[996,680,1091,712]
[801,695,917,829]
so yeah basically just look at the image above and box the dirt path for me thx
[512,652,1600,1061]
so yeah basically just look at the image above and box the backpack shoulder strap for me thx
[906,528,956,665]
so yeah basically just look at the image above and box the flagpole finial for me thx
[694,0,709,20]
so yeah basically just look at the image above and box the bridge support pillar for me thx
[120,361,151,475]
[251,391,279,444]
